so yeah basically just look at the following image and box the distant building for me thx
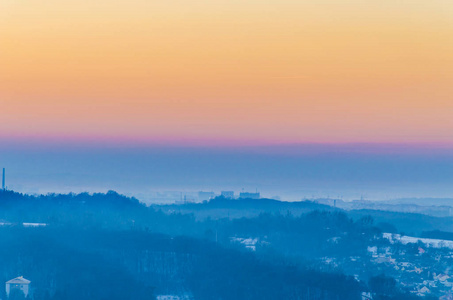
[220,191,235,199]
[6,276,31,298]
[361,292,372,300]
[239,192,260,199]
[198,191,215,201]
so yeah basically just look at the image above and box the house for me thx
[6,276,31,298]
[418,286,430,294]
[437,274,450,282]
[440,293,453,300]
[361,292,372,300]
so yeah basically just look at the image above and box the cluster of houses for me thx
[4,276,31,299]
[367,244,453,298]
[318,238,453,299]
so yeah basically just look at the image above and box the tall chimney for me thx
[2,168,5,190]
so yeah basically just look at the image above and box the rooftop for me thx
[6,276,31,284]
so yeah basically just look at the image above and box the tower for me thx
[2,168,4,190]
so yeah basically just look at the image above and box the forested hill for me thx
[0,189,142,209]
[0,227,364,300]
[1,190,452,237]
[157,196,453,237]
[154,196,336,219]
[0,190,368,300]
[0,190,433,299]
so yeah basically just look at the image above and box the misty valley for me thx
[2,190,453,299]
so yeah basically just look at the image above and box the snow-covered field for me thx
[230,237,258,251]
[383,233,453,249]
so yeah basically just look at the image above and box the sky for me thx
[0,1,453,200]
[1,0,452,145]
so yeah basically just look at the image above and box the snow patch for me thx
[383,233,453,249]
[230,237,259,251]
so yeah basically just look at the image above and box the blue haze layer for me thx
[1,142,453,203]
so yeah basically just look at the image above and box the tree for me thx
[369,274,397,299]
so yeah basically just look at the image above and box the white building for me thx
[361,292,373,300]
[6,276,30,298]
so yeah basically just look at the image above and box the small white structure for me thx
[6,276,30,298]
[361,292,373,300]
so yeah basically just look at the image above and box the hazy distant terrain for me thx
[2,142,453,202]
[3,190,453,299]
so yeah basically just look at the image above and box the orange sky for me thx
[1,0,452,145]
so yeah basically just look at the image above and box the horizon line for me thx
[1,135,453,154]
